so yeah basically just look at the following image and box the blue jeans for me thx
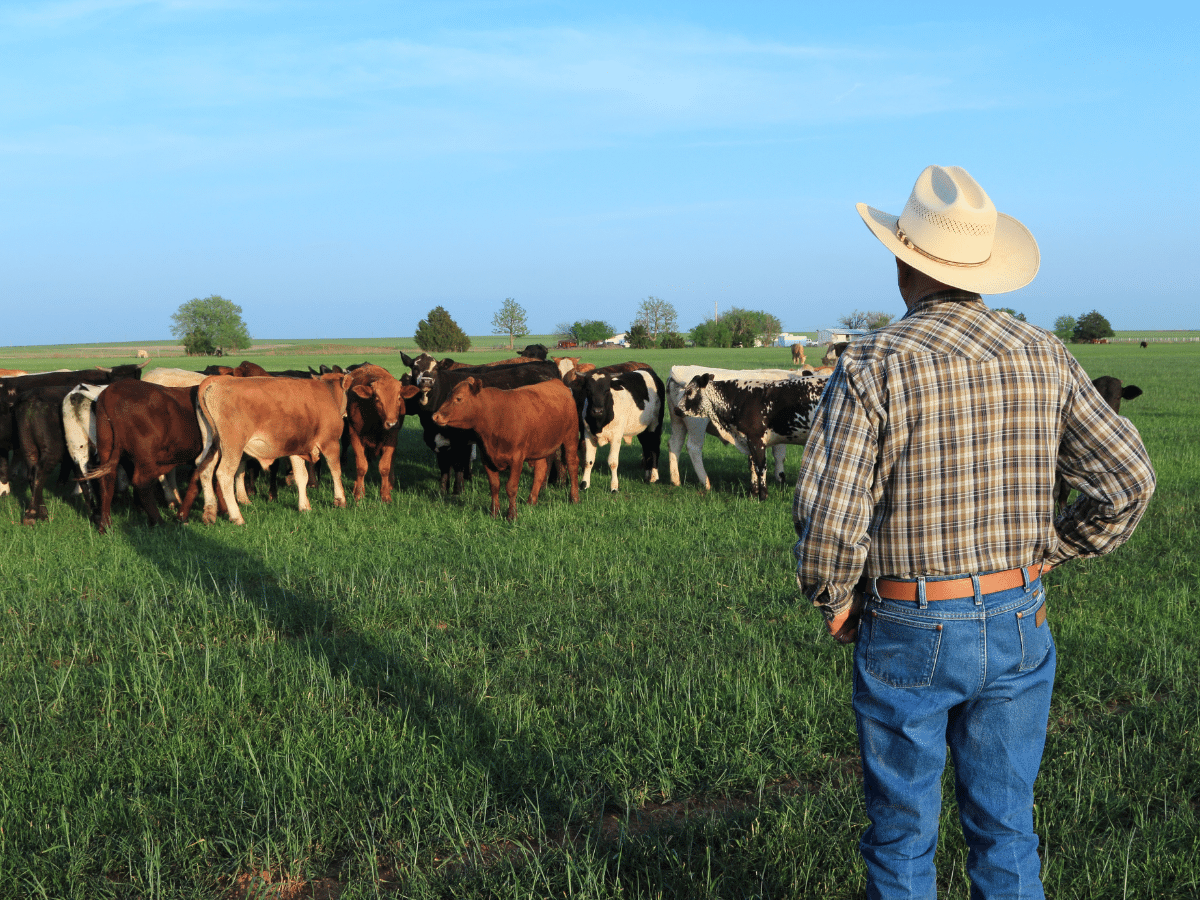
[853,573,1055,900]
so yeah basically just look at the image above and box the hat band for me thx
[895,224,991,269]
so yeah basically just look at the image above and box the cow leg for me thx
[214,452,246,525]
[749,441,769,502]
[772,444,787,487]
[485,466,502,518]
[290,455,311,511]
[639,426,662,484]
[667,406,686,486]
[607,439,621,493]
[580,432,599,490]
[348,429,369,501]
[527,458,549,506]
[133,476,164,527]
[323,441,347,508]
[504,459,524,521]
[160,470,181,508]
[563,437,580,504]
[377,438,396,503]
[96,464,118,534]
[0,455,9,498]
[686,420,711,490]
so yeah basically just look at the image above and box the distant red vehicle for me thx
[557,340,578,349]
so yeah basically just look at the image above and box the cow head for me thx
[677,373,715,416]
[431,377,482,428]
[582,374,617,433]
[348,368,420,430]
[1091,376,1143,414]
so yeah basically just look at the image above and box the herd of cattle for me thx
[0,345,1142,528]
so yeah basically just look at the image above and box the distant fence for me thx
[1110,337,1200,343]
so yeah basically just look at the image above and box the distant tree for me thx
[720,307,782,347]
[995,307,1027,322]
[658,331,686,349]
[839,309,892,330]
[633,296,678,341]
[491,297,528,350]
[415,306,471,353]
[170,295,250,356]
[1053,315,1076,342]
[564,320,615,345]
[690,318,733,348]
[1073,310,1114,343]
[626,323,653,350]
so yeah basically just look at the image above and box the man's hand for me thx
[827,593,864,644]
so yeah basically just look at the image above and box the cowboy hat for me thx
[857,165,1039,294]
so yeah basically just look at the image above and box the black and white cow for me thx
[580,367,665,492]
[666,365,815,492]
[676,371,827,501]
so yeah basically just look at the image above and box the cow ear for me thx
[400,383,420,399]
[400,352,415,368]
[1123,385,1143,401]
[439,358,455,370]
[468,377,482,394]
[697,373,714,388]
[351,383,374,398]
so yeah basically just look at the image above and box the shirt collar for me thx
[902,288,984,318]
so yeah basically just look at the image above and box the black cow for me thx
[676,372,827,501]
[1054,376,1144,512]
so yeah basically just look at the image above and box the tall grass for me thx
[0,341,1196,898]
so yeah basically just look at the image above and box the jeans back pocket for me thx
[862,608,943,688]
[1017,589,1052,671]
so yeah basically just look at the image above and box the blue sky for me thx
[2,0,1196,345]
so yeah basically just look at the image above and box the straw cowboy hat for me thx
[857,165,1039,294]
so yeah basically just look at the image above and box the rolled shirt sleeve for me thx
[793,363,880,620]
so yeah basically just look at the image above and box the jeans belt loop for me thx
[971,573,982,605]
[1021,564,1032,592]
[870,575,880,600]
[917,576,928,609]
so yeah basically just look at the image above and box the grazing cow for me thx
[666,365,813,491]
[188,373,350,525]
[520,344,549,360]
[400,355,561,493]
[432,377,580,521]
[136,349,150,359]
[1053,375,1145,511]
[821,341,849,367]
[10,385,81,523]
[677,372,827,500]
[791,343,806,366]
[77,380,210,533]
[343,364,420,502]
[579,367,665,492]
[1140,341,1148,349]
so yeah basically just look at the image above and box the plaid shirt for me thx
[793,291,1156,619]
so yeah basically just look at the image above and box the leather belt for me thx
[874,563,1053,602]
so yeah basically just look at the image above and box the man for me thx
[792,165,1155,899]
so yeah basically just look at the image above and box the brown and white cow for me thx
[431,377,580,521]
[78,380,212,533]
[343,364,419,502]
[189,373,350,525]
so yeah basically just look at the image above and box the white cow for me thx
[143,367,205,388]
[666,365,813,491]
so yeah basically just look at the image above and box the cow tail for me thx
[77,402,119,482]
[193,376,221,472]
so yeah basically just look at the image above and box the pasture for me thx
[1,341,1197,898]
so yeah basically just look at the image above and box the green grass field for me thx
[1,341,1197,898]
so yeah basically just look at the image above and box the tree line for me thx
[166,295,1118,357]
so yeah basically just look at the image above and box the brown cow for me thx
[78,380,212,533]
[791,343,806,366]
[343,364,419,502]
[189,373,350,525]
[431,377,580,521]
